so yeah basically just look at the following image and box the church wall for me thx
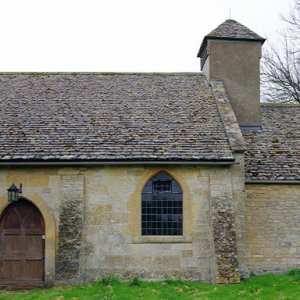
[82,166,212,282]
[245,184,300,274]
[0,163,244,284]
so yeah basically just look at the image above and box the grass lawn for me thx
[0,271,300,300]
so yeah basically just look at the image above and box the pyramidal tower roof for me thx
[198,19,265,57]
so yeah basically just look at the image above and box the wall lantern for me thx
[7,183,22,202]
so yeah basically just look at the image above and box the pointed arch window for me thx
[142,172,183,236]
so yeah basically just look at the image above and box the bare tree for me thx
[261,0,300,103]
[282,0,300,42]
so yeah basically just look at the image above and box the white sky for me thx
[0,0,292,72]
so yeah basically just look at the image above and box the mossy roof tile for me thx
[243,104,300,181]
[0,73,234,162]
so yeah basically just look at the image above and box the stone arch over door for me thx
[0,195,56,286]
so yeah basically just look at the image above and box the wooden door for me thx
[0,199,45,287]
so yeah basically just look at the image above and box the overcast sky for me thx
[0,0,292,72]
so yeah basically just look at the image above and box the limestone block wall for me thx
[245,184,300,274]
[82,166,214,282]
[0,164,245,284]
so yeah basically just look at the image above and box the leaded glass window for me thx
[153,180,172,193]
[142,172,183,236]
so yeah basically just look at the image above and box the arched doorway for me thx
[0,199,45,287]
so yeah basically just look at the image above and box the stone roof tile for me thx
[0,73,234,162]
[198,19,265,58]
[206,19,265,41]
[243,104,300,181]
[210,80,246,152]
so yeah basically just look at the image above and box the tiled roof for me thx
[198,19,265,58]
[0,73,234,162]
[206,19,265,41]
[243,104,300,181]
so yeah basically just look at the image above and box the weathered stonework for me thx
[211,80,246,152]
[55,174,85,283]
[209,168,241,283]
[1,164,299,285]
[0,164,245,284]
[81,166,218,282]
[245,184,300,274]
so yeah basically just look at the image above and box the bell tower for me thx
[198,19,265,127]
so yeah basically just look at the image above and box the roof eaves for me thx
[0,158,236,166]
[197,36,265,58]
[246,180,300,184]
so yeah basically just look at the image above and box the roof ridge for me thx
[0,72,204,76]
[210,80,246,153]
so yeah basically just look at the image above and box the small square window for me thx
[153,180,172,193]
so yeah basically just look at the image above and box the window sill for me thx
[132,235,192,244]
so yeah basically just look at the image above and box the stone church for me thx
[0,19,299,287]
